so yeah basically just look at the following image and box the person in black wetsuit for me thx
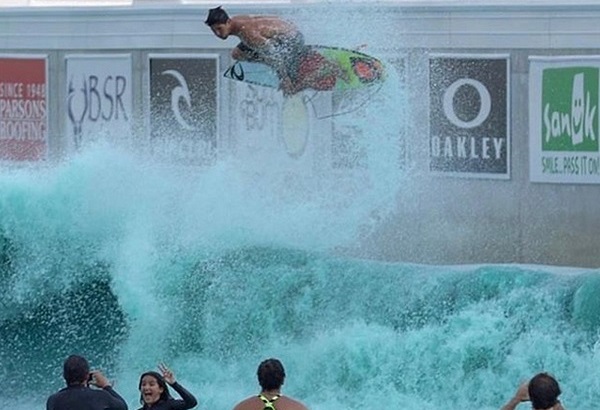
[137,363,197,410]
[46,354,128,410]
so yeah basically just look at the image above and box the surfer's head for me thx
[205,6,231,39]
[257,358,286,390]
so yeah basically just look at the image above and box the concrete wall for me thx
[1,2,600,267]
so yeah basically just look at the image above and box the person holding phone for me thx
[46,354,128,410]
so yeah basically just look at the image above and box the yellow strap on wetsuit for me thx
[258,394,280,410]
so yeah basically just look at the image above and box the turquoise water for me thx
[1,36,600,410]
[2,143,600,410]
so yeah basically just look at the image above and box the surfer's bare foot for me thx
[279,76,297,96]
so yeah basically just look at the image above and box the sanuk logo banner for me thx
[542,67,598,151]
[530,57,600,183]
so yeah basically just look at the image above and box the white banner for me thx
[529,56,600,184]
[230,81,327,173]
[65,54,132,150]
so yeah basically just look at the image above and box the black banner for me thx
[429,56,509,177]
[149,55,217,163]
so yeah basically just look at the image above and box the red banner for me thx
[0,56,48,161]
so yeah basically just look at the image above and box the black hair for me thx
[63,355,90,386]
[528,373,561,410]
[257,358,286,391]
[138,371,172,406]
[205,6,229,26]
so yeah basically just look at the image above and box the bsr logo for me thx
[68,75,129,123]
[543,72,597,145]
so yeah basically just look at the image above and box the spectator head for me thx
[528,372,561,410]
[63,355,90,386]
[138,371,172,406]
[257,358,286,391]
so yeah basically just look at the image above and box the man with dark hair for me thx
[501,372,565,410]
[46,354,128,410]
[205,6,346,96]
[232,358,309,410]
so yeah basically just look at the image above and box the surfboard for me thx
[223,45,385,92]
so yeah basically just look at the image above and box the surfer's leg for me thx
[293,52,346,92]
[271,33,308,91]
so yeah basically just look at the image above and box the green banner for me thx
[541,66,598,152]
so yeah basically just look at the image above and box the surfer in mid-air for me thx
[205,6,347,96]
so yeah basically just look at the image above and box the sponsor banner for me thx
[65,54,132,150]
[529,57,600,183]
[429,55,510,178]
[233,83,281,151]
[231,81,319,172]
[0,55,48,162]
[148,54,218,164]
